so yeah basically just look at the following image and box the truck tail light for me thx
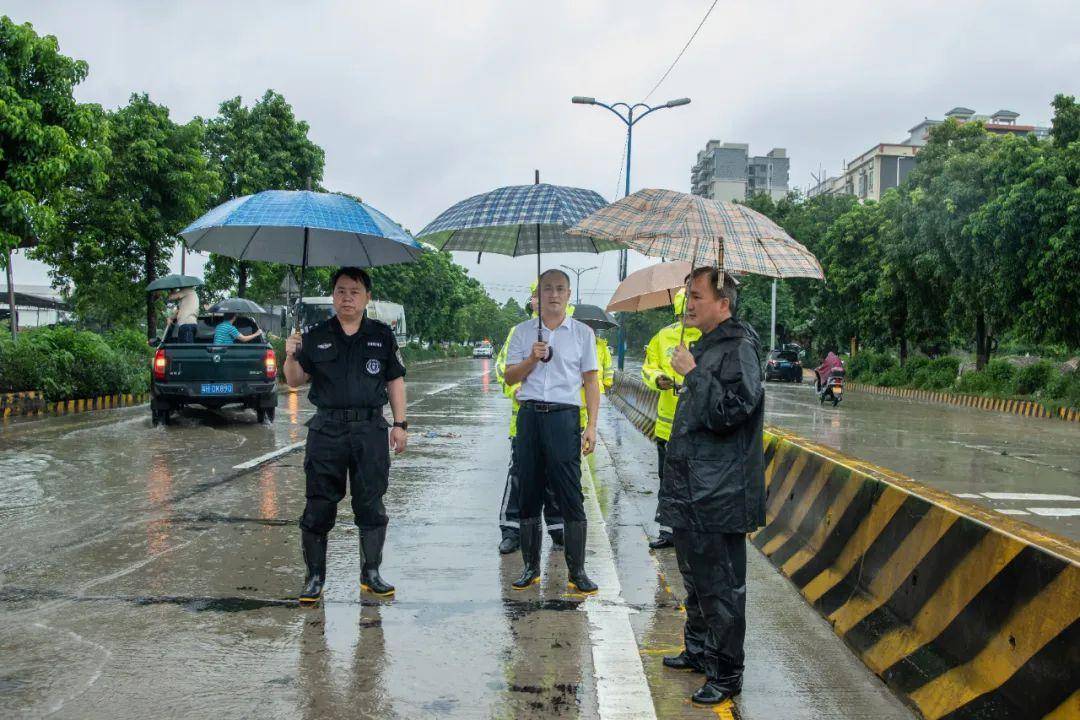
[153,348,167,380]
[264,348,277,379]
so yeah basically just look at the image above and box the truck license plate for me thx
[201,383,234,395]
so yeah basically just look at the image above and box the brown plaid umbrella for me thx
[568,188,824,280]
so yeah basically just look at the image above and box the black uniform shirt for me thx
[295,315,406,409]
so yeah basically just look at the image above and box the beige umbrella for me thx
[568,188,824,280]
[606,261,691,312]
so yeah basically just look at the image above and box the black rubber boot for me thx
[662,652,704,673]
[299,530,327,604]
[564,521,598,595]
[649,532,675,550]
[512,519,542,589]
[548,528,564,549]
[691,679,741,705]
[498,530,520,555]
[359,526,395,597]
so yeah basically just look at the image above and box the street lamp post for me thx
[572,95,690,369]
[560,264,598,306]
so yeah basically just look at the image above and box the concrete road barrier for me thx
[848,381,1080,423]
[609,370,1080,719]
[1,390,148,418]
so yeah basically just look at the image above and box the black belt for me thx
[521,400,578,413]
[317,407,382,422]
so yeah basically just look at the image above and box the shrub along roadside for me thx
[0,326,151,402]
[847,350,1080,409]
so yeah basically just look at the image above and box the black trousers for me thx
[656,439,672,536]
[674,530,747,685]
[516,404,586,523]
[499,437,564,534]
[300,418,390,535]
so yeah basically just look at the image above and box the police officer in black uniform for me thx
[284,267,409,604]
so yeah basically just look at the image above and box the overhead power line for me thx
[643,0,720,102]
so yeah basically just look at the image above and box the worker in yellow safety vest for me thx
[641,288,701,549]
[577,333,613,427]
[494,286,575,554]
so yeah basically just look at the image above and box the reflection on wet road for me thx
[0,359,912,718]
[764,380,1080,540]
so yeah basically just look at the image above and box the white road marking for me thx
[982,492,1080,502]
[955,493,982,499]
[1026,507,1080,517]
[997,509,1030,516]
[580,452,657,720]
[232,441,306,470]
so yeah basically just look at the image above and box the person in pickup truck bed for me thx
[213,313,262,345]
[283,266,409,605]
[168,287,200,344]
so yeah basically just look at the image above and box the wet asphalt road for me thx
[0,358,912,719]
[763,379,1080,540]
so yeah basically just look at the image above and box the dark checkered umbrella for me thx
[417,176,613,352]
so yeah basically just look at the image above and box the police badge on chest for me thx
[366,358,382,375]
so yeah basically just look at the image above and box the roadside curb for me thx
[1,390,149,419]
[848,381,1080,423]
[609,371,1080,720]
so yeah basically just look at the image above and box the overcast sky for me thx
[9,0,1079,305]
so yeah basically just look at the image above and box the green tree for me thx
[0,16,106,336]
[741,191,858,355]
[367,250,488,343]
[34,94,220,334]
[969,96,1080,348]
[1050,93,1080,148]
[201,90,325,298]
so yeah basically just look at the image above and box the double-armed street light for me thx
[572,95,691,369]
[560,264,598,306]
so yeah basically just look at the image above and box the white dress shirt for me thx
[507,314,598,406]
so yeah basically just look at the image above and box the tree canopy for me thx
[33,94,220,335]
[200,90,326,299]
[0,16,106,334]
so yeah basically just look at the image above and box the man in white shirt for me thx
[168,286,200,344]
[504,269,600,594]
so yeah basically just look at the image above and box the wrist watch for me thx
[393,420,408,430]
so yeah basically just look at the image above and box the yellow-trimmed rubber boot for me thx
[565,521,598,595]
[512,519,542,590]
[359,526,395,597]
[299,530,327,605]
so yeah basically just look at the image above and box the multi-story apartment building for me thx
[809,107,1049,202]
[690,141,789,202]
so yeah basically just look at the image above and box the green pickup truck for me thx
[149,315,278,426]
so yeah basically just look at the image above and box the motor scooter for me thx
[817,367,844,407]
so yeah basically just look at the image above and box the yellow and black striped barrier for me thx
[610,371,1080,720]
[1,390,149,419]
[848,382,1080,423]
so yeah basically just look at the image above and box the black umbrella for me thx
[572,304,619,331]
[146,274,204,292]
[208,298,268,315]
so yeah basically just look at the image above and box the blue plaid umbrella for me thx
[181,190,421,266]
[418,180,613,351]
[181,190,423,329]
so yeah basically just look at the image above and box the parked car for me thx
[473,341,494,359]
[149,314,278,425]
[764,349,803,382]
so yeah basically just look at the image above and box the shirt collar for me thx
[536,313,573,331]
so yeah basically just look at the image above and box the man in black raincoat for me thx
[658,267,765,706]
